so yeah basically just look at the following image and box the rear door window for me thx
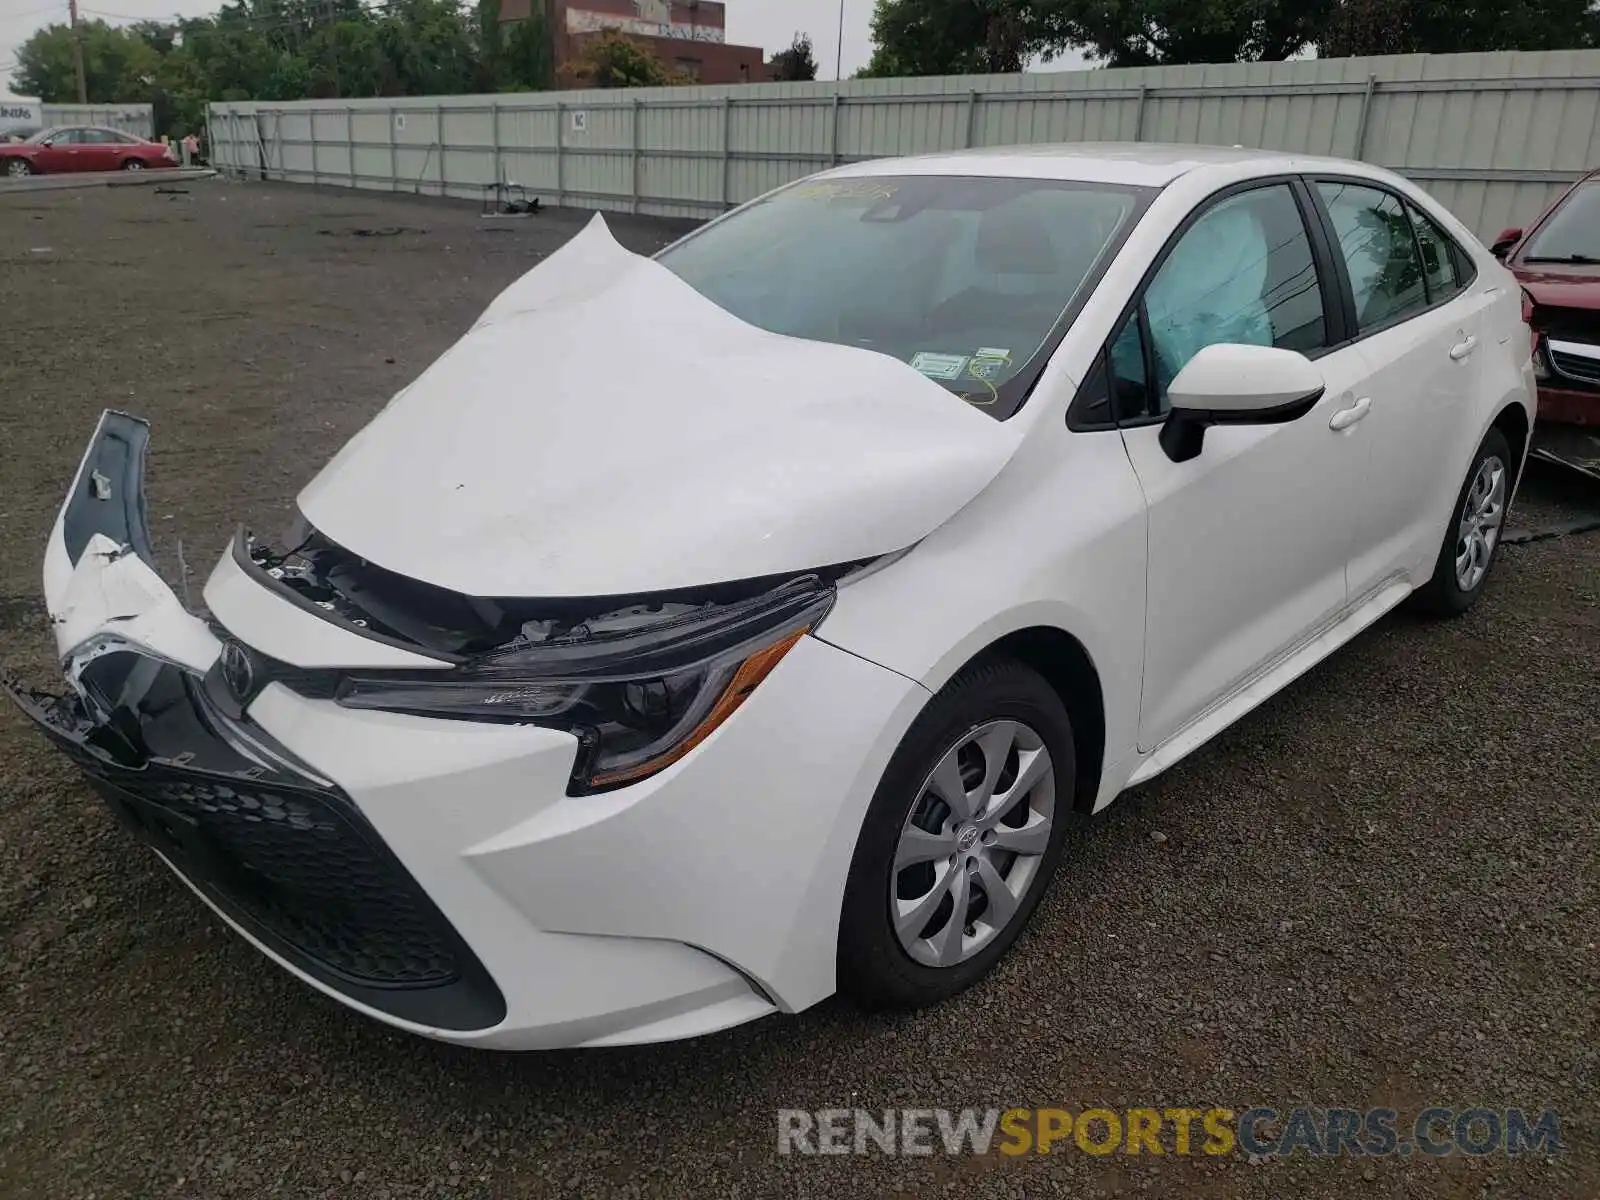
[1407,203,1466,301]
[1317,181,1429,331]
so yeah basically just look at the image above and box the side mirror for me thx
[1159,343,1325,464]
[1491,227,1523,260]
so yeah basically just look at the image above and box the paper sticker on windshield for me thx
[792,180,900,204]
[911,352,971,381]
[968,349,1013,382]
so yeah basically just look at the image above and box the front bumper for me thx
[1536,381,1600,427]
[12,411,928,1049]
[4,669,507,1032]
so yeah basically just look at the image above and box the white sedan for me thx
[6,145,1534,1048]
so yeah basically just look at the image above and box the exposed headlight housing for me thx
[334,576,834,792]
[1522,288,1549,378]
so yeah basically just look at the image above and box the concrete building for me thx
[500,0,771,87]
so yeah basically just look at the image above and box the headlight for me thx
[334,576,834,792]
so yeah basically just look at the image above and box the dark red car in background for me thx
[0,126,177,178]
[1493,168,1600,430]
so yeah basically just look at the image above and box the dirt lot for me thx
[0,181,1597,1200]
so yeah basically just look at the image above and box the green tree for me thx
[8,0,580,136]
[475,0,507,90]
[1044,0,1328,66]
[1320,0,1600,56]
[769,31,818,82]
[180,13,281,101]
[559,28,685,88]
[14,20,162,103]
[151,46,211,134]
[502,11,554,90]
[863,0,1600,74]
[376,0,477,94]
[304,19,387,97]
[861,0,1038,76]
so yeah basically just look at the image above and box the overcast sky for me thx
[2,0,913,94]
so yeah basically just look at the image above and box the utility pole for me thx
[68,0,87,103]
[838,0,851,80]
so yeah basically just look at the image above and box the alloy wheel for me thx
[890,719,1055,968]
[5,159,30,177]
[1455,455,1506,592]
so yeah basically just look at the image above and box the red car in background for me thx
[1493,168,1600,429]
[0,126,177,177]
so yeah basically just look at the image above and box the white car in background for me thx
[6,144,1534,1049]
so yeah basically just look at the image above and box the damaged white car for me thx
[6,146,1535,1049]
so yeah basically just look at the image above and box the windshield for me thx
[656,174,1148,417]
[24,128,59,144]
[1522,182,1600,262]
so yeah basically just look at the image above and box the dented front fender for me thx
[41,411,220,682]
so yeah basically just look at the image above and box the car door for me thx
[1310,178,1497,597]
[78,129,122,171]
[1101,180,1373,753]
[33,128,83,172]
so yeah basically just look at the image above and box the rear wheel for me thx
[838,659,1075,1009]
[120,158,145,171]
[1410,428,1512,617]
[3,157,33,178]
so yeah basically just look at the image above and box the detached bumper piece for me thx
[4,665,506,1032]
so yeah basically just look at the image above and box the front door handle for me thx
[1450,335,1478,361]
[1329,396,1372,432]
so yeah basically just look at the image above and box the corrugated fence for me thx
[207,50,1600,240]
[44,103,154,137]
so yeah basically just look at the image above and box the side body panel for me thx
[1122,342,1368,752]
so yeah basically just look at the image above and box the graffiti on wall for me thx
[566,4,727,43]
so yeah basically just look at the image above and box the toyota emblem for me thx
[219,640,256,700]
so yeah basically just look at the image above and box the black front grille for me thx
[8,671,506,1031]
[117,770,458,987]
[1534,304,1600,344]
[1549,345,1600,387]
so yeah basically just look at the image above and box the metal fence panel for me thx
[43,103,153,137]
[209,50,1600,239]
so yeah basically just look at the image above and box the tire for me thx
[120,159,145,171]
[1409,427,1513,618]
[3,157,33,178]
[838,658,1075,1010]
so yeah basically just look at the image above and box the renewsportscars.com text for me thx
[777,1106,1564,1158]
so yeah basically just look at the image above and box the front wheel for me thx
[838,659,1075,1010]
[1410,427,1513,617]
[120,158,145,171]
[3,157,33,178]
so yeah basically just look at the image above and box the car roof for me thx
[826,142,1387,188]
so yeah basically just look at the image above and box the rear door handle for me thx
[1450,335,1478,361]
[1329,396,1372,431]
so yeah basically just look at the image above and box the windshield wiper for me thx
[1522,253,1600,264]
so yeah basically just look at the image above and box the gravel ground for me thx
[0,182,1596,1200]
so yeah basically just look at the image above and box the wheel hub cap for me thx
[1455,455,1506,593]
[889,719,1056,968]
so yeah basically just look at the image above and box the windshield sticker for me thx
[910,352,971,381]
[792,180,900,203]
[968,349,1014,382]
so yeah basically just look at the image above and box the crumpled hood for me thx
[297,214,1023,598]
[1513,261,1600,310]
